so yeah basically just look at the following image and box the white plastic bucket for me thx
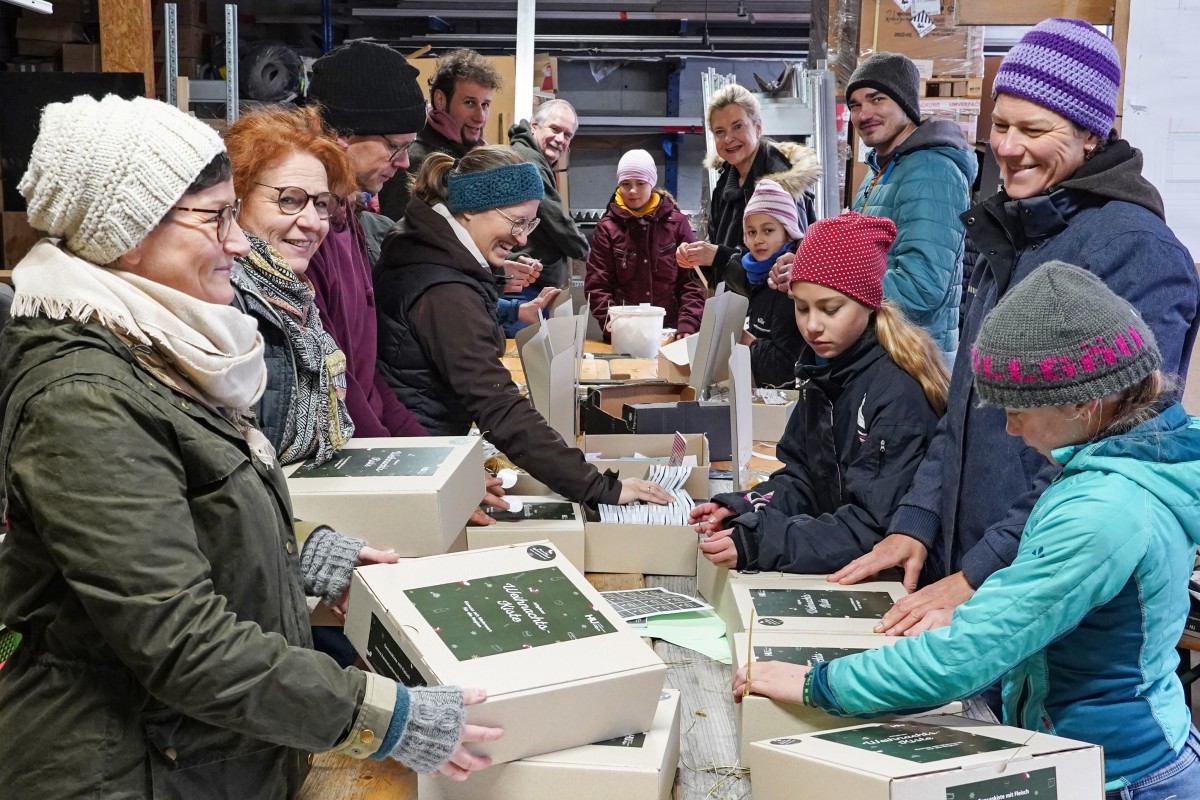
[606,303,666,358]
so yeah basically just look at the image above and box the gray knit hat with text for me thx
[972,261,1160,408]
[846,52,921,126]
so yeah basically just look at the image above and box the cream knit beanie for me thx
[19,94,225,265]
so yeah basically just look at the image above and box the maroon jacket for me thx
[584,191,706,338]
[306,210,428,438]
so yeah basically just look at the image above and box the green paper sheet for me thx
[641,609,732,664]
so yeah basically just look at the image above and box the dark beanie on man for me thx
[308,40,426,135]
[846,52,922,126]
[972,261,1161,409]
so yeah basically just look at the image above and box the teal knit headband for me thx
[448,161,544,213]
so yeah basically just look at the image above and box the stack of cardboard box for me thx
[12,0,97,72]
[150,0,209,93]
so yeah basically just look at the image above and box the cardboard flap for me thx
[518,313,586,443]
[659,335,692,367]
[689,283,750,397]
[728,338,754,490]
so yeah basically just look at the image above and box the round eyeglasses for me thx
[254,183,341,220]
[379,134,412,163]
[171,199,241,242]
[491,207,541,238]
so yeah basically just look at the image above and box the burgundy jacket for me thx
[584,191,706,338]
[306,210,428,438]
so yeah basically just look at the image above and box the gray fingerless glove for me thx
[389,685,466,774]
[299,526,366,607]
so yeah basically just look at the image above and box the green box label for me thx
[484,501,577,522]
[814,722,1015,763]
[293,447,453,478]
[753,645,868,664]
[405,567,616,661]
[946,766,1057,800]
[750,588,894,619]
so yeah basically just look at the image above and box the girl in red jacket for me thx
[585,149,706,340]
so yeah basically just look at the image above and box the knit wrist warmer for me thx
[299,526,366,606]
[387,685,466,774]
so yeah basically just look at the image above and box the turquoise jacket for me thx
[852,118,976,363]
[809,402,1200,790]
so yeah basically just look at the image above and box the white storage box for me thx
[344,541,667,764]
[467,497,586,571]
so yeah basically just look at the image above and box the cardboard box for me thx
[17,39,65,58]
[732,632,960,762]
[749,714,1104,799]
[151,0,208,26]
[467,497,586,571]
[857,0,984,78]
[751,390,799,442]
[584,519,700,576]
[515,311,586,445]
[283,436,484,556]
[582,433,710,497]
[152,23,209,59]
[733,576,907,636]
[657,334,694,384]
[154,57,203,87]
[61,43,100,72]
[419,687,680,800]
[15,18,87,43]
[580,383,696,436]
[345,542,668,764]
[623,400,732,461]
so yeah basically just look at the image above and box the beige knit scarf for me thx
[10,239,275,465]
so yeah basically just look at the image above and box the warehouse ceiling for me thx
[264,1,812,60]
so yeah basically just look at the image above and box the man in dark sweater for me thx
[376,48,503,221]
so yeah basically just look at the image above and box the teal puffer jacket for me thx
[813,403,1200,790]
[852,118,976,363]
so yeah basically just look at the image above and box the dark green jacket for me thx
[0,316,371,799]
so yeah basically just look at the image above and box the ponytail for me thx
[1102,370,1177,435]
[873,301,950,415]
[411,151,456,205]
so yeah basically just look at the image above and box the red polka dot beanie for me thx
[789,212,896,309]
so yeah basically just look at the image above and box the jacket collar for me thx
[1051,401,1189,466]
[796,326,887,400]
[386,199,505,298]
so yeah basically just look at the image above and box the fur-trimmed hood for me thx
[703,139,821,198]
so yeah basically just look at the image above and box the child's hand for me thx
[691,502,736,536]
[732,661,811,705]
[767,252,795,293]
[698,533,738,568]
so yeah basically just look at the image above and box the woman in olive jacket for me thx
[0,95,498,799]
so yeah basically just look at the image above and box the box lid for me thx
[755,714,1097,778]
[283,436,480,493]
[733,576,907,633]
[524,688,680,769]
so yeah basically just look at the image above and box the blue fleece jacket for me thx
[890,140,1199,588]
[810,403,1200,790]
[852,118,976,363]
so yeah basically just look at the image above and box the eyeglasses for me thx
[492,207,541,238]
[171,199,241,242]
[379,134,412,163]
[254,182,341,219]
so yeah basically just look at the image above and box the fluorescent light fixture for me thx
[3,0,54,13]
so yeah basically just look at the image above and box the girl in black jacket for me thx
[692,212,949,574]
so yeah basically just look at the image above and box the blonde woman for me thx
[692,213,948,573]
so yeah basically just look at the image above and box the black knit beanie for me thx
[846,52,922,126]
[308,40,427,135]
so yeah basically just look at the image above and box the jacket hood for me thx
[1055,402,1200,547]
[703,140,821,199]
[379,199,504,293]
[1058,139,1165,220]
[507,120,539,154]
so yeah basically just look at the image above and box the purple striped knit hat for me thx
[744,178,801,241]
[993,18,1120,137]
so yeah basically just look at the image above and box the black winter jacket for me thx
[722,245,805,389]
[375,198,622,507]
[711,329,941,573]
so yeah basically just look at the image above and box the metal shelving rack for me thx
[162,2,240,124]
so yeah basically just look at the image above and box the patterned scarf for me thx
[235,234,353,465]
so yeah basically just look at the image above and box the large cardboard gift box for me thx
[419,688,681,800]
[283,436,483,556]
[732,632,960,762]
[344,542,668,764]
[466,497,586,571]
[733,576,907,635]
[750,714,1104,799]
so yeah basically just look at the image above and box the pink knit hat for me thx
[790,212,896,309]
[617,149,657,186]
[744,178,801,241]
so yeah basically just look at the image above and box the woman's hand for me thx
[431,688,503,780]
[676,241,718,268]
[766,251,795,293]
[618,478,673,505]
[469,474,507,526]
[732,660,810,705]
[698,534,738,568]
[517,287,561,325]
[331,545,400,620]
[502,256,543,291]
[690,502,737,537]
